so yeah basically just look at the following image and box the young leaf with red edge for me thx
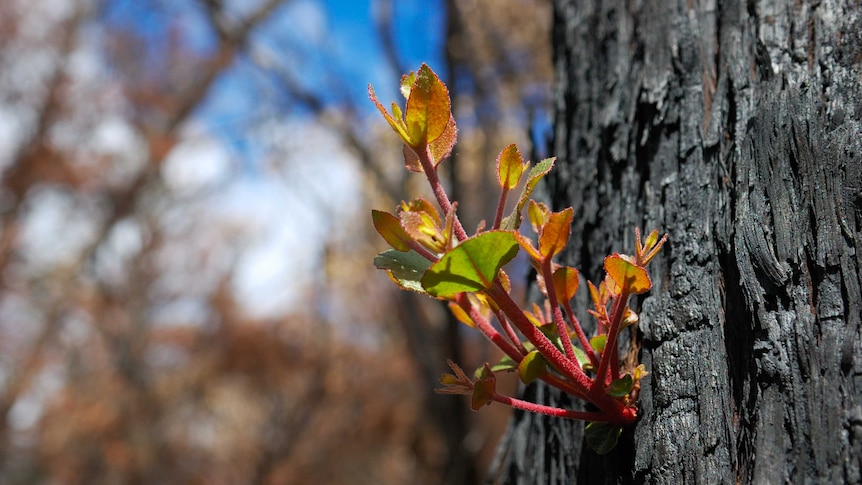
[538,207,574,259]
[552,266,580,303]
[371,210,412,251]
[496,143,525,190]
[604,254,652,294]
[405,64,451,147]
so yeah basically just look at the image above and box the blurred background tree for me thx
[0,0,551,483]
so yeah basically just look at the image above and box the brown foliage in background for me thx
[0,1,550,483]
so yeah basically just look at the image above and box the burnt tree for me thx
[492,0,862,483]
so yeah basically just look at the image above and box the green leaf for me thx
[585,422,623,454]
[490,354,518,373]
[496,143,525,190]
[572,346,591,369]
[405,64,451,146]
[500,157,556,231]
[590,334,607,353]
[517,350,547,385]
[606,375,634,397]
[374,249,432,293]
[421,231,519,298]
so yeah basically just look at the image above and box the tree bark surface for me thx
[492,1,862,483]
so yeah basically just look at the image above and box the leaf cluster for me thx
[369,64,666,454]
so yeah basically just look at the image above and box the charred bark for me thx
[493,0,862,483]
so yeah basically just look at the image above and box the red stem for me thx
[541,259,577,364]
[563,300,600,369]
[491,393,612,422]
[593,289,629,388]
[493,186,509,229]
[488,284,592,394]
[456,294,522,363]
[494,308,527,355]
[417,144,469,242]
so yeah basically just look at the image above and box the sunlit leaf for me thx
[514,232,541,261]
[491,354,518,373]
[590,334,607,353]
[368,84,410,144]
[429,114,457,162]
[517,350,547,385]
[405,64,451,146]
[539,208,573,259]
[496,143,525,190]
[448,302,474,328]
[499,157,555,231]
[622,308,639,328]
[371,210,412,251]
[421,231,518,298]
[552,266,580,303]
[572,345,591,369]
[604,254,652,294]
[585,422,623,455]
[402,114,458,171]
[373,249,431,293]
[400,71,416,99]
[606,375,634,397]
[527,200,548,234]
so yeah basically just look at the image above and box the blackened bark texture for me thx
[492,0,862,483]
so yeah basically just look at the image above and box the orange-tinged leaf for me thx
[539,207,574,258]
[401,198,441,225]
[372,210,412,251]
[368,84,411,144]
[527,200,548,234]
[552,266,580,303]
[471,364,496,410]
[604,254,652,294]
[405,64,451,146]
[401,113,457,171]
[439,373,462,386]
[448,302,475,328]
[402,145,423,172]
[496,143,525,190]
[429,114,457,162]
[514,232,542,261]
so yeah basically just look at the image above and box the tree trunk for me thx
[492,0,862,483]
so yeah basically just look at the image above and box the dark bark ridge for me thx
[494,1,862,483]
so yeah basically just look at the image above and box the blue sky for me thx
[93,0,450,316]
